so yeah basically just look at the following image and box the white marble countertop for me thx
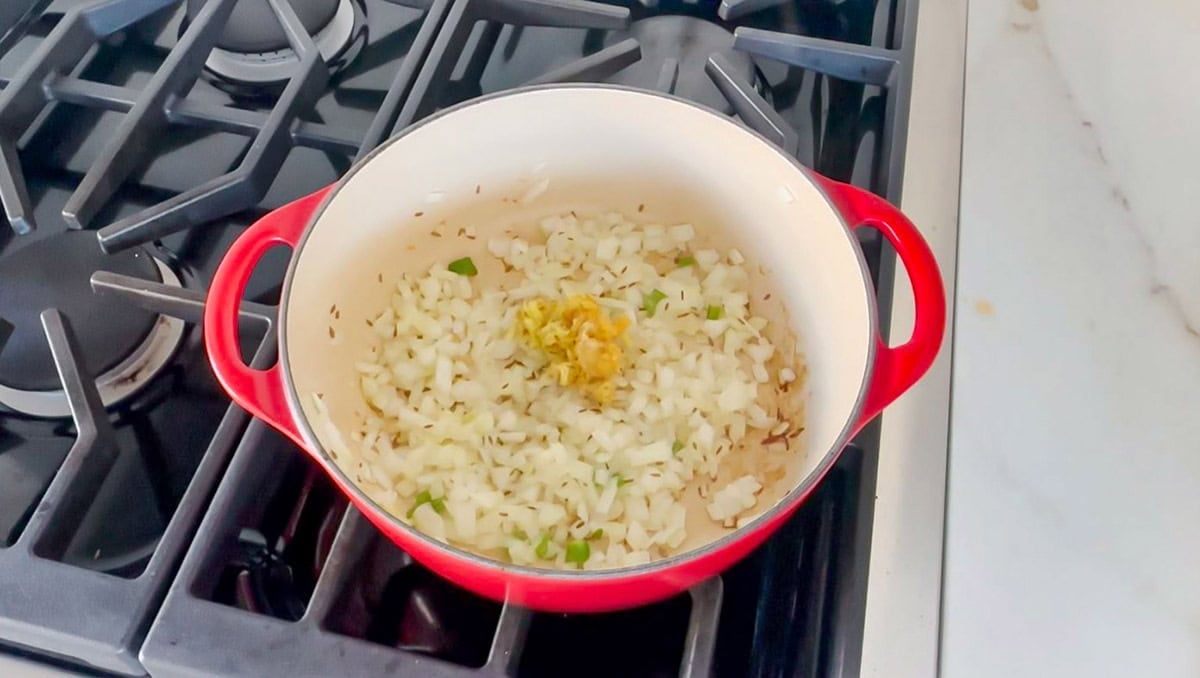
[942,1,1200,676]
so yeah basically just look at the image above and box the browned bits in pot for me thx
[762,422,799,448]
[637,203,645,212]
[475,184,481,194]
[328,326,336,339]
[377,273,383,283]
[414,211,424,217]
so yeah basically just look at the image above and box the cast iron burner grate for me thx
[142,420,863,678]
[0,0,451,245]
[0,0,447,672]
[0,276,275,674]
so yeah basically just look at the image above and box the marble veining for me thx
[942,0,1200,676]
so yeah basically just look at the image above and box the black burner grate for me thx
[0,0,448,673]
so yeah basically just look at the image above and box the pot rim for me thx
[276,83,879,581]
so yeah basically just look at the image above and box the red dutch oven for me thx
[204,85,945,612]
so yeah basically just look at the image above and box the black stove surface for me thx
[0,0,916,675]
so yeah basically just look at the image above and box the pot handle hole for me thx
[814,177,946,434]
[203,186,333,449]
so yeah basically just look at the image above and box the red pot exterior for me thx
[203,93,946,613]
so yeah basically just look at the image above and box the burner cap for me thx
[604,16,761,114]
[186,0,339,54]
[0,232,161,391]
[193,0,365,94]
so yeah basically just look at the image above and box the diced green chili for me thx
[407,490,433,518]
[643,289,667,317]
[705,304,724,320]
[672,440,685,454]
[535,535,553,559]
[675,255,696,268]
[448,257,478,276]
[586,529,604,541]
[565,540,590,563]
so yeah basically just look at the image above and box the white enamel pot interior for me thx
[205,85,945,612]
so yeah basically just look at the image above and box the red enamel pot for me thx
[204,85,945,613]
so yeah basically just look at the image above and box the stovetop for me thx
[0,0,916,675]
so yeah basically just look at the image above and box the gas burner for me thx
[603,15,767,114]
[331,539,501,666]
[223,466,345,618]
[231,529,309,621]
[0,232,185,418]
[187,0,368,96]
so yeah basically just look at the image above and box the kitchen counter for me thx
[942,1,1200,676]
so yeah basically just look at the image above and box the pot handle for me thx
[814,177,946,434]
[204,187,333,448]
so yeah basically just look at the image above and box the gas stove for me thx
[0,0,916,675]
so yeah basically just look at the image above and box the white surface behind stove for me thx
[943,1,1200,676]
[859,0,964,676]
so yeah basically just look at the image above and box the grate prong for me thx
[525,38,641,86]
[485,601,532,675]
[680,577,723,678]
[302,508,375,623]
[485,0,628,30]
[706,53,799,156]
[90,270,276,327]
[15,311,121,546]
[732,27,899,87]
